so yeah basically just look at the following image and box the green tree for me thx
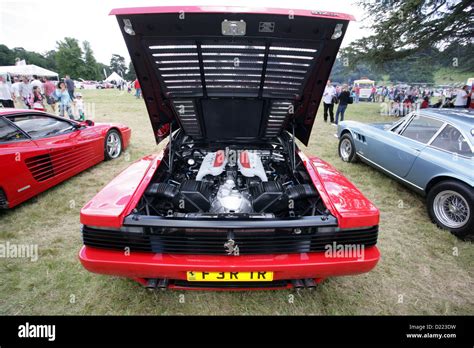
[330,57,381,84]
[0,44,58,71]
[44,50,57,71]
[346,0,474,67]
[96,63,109,81]
[0,44,14,65]
[55,37,84,78]
[382,53,435,83]
[124,61,136,81]
[82,41,100,80]
[109,54,126,77]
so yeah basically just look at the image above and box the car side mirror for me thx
[85,120,94,126]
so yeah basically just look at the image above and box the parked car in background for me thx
[0,109,131,209]
[353,78,375,100]
[337,109,474,239]
[79,79,99,90]
[96,81,114,89]
[74,80,83,89]
[79,6,381,291]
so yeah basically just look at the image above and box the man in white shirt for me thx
[322,80,336,123]
[454,85,470,108]
[0,76,14,108]
[18,76,33,108]
[10,77,21,104]
[30,75,43,94]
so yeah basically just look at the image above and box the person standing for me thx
[54,82,75,119]
[383,86,388,102]
[370,85,376,102]
[75,93,85,121]
[454,85,470,108]
[30,75,43,94]
[322,80,336,123]
[0,76,14,108]
[31,86,45,111]
[64,75,75,100]
[134,78,141,98]
[42,77,57,112]
[335,84,351,125]
[10,77,21,105]
[19,76,33,108]
[354,85,360,103]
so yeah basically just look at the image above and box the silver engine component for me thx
[196,150,227,181]
[237,150,268,182]
[210,178,253,214]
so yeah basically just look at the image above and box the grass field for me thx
[0,89,472,315]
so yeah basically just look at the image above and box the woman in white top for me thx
[454,85,470,108]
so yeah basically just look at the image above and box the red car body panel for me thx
[300,152,379,229]
[80,245,379,281]
[80,153,161,227]
[110,6,355,21]
[0,109,131,208]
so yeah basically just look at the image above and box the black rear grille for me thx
[82,226,378,255]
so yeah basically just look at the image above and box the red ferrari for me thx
[80,6,380,290]
[0,109,131,209]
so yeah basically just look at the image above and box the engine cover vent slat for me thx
[172,100,202,137]
[264,100,294,137]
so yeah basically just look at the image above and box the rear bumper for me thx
[79,245,380,282]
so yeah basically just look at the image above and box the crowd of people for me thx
[359,84,472,108]
[320,81,473,123]
[0,74,86,120]
[1,73,472,126]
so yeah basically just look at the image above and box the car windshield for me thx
[389,115,411,133]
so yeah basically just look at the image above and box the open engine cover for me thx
[111,6,353,145]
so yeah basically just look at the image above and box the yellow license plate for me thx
[187,271,273,282]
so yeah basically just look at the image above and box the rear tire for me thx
[427,180,473,240]
[338,133,358,163]
[104,130,122,160]
[0,188,8,209]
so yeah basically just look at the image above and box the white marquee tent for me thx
[0,64,59,79]
[105,72,124,84]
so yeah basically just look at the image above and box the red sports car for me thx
[0,109,131,209]
[80,6,380,290]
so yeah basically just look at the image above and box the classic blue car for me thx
[337,109,473,239]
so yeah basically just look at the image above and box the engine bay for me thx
[135,134,328,219]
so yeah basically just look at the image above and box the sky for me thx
[0,0,368,65]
